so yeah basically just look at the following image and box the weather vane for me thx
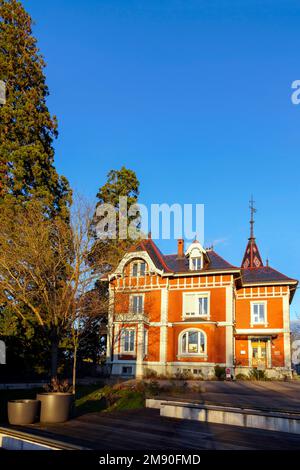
[249,195,257,239]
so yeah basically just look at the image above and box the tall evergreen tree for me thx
[92,166,141,272]
[0,0,71,218]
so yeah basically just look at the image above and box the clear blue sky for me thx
[24,0,300,317]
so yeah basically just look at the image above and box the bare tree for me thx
[0,198,108,390]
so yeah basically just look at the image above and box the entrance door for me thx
[251,339,267,368]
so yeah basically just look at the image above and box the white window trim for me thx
[250,301,268,327]
[131,261,147,277]
[120,328,136,355]
[178,328,207,357]
[143,329,148,358]
[129,293,145,315]
[190,256,203,271]
[182,291,210,320]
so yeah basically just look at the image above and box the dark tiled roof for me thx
[241,238,263,269]
[241,266,297,284]
[130,239,237,273]
[129,239,171,272]
[163,254,189,272]
[128,239,297,285]
[163,250,237,273]
[206,251,237,270]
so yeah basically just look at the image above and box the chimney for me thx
[177,239,184,257]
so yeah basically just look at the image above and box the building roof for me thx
[127,238,297,288]
[241,266,298,285]
[129,238,238,274]
[164,250,237,273]
[129,238,171,272]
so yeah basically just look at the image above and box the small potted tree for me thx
[37,378,73,423]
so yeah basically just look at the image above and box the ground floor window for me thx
[180,329,206,355]
[143,329,148,357]
[120,329,135,353]
[122,366,133,375]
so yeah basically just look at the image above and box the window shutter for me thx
[185,295,195,316]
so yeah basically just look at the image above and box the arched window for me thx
[130,260,147,277]
[179,329,206,356]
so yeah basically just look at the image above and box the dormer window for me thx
[185,240,206,271]
[131,261,146,277]
[191,257,202,270]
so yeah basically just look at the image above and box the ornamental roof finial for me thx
[249,194,256,239]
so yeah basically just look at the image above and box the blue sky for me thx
[24,0,300,317]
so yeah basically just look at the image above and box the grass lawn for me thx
[75,383,145,415]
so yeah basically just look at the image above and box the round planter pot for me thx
[8,399,40,425]
[36,392,73,423]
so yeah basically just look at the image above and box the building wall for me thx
[108,259,292,377]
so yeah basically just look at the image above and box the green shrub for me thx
[144,368,158,379]
[145,380,161,397]
[214,365,226,380]
[174,369,193,380]
[248,368,268,381]
[235,373,249,381]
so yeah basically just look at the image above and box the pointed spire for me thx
[241,196,263,269]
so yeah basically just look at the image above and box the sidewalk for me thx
[153,380,300,412]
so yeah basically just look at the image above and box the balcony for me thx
[114,311,149,324]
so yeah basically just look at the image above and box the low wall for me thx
[0,427,88,450]
[146,399,300,435]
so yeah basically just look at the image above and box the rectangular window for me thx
[121,329,135,353]
[131,295,143,314]
[184,293,209,318]
[143,329,148,357]
[252,302,266,324]
[122,366,133,375]
[132,261,146,277]
[198,297,208,316]
[132,263,139,277]
[191,257,202,270]
[140,262,146,276]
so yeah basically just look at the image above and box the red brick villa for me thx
[105,209,298,379]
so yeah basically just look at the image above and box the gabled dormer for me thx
[185,240,207,271]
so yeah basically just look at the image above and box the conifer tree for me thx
[0,0,71,218]
[92,166,141,272]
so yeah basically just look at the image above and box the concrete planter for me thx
[8,399,40,425]
[36,392,73,423]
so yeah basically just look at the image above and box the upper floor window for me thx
[191,257,202,270]
[131,294,144,314]
[120,329,135,354]
[183,292,209,318]
[132,261,146,277]
[251,302,267,325]
[180,329,206,355]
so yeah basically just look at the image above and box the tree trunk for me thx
[72,343,78,395]
[50,335,59,380]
